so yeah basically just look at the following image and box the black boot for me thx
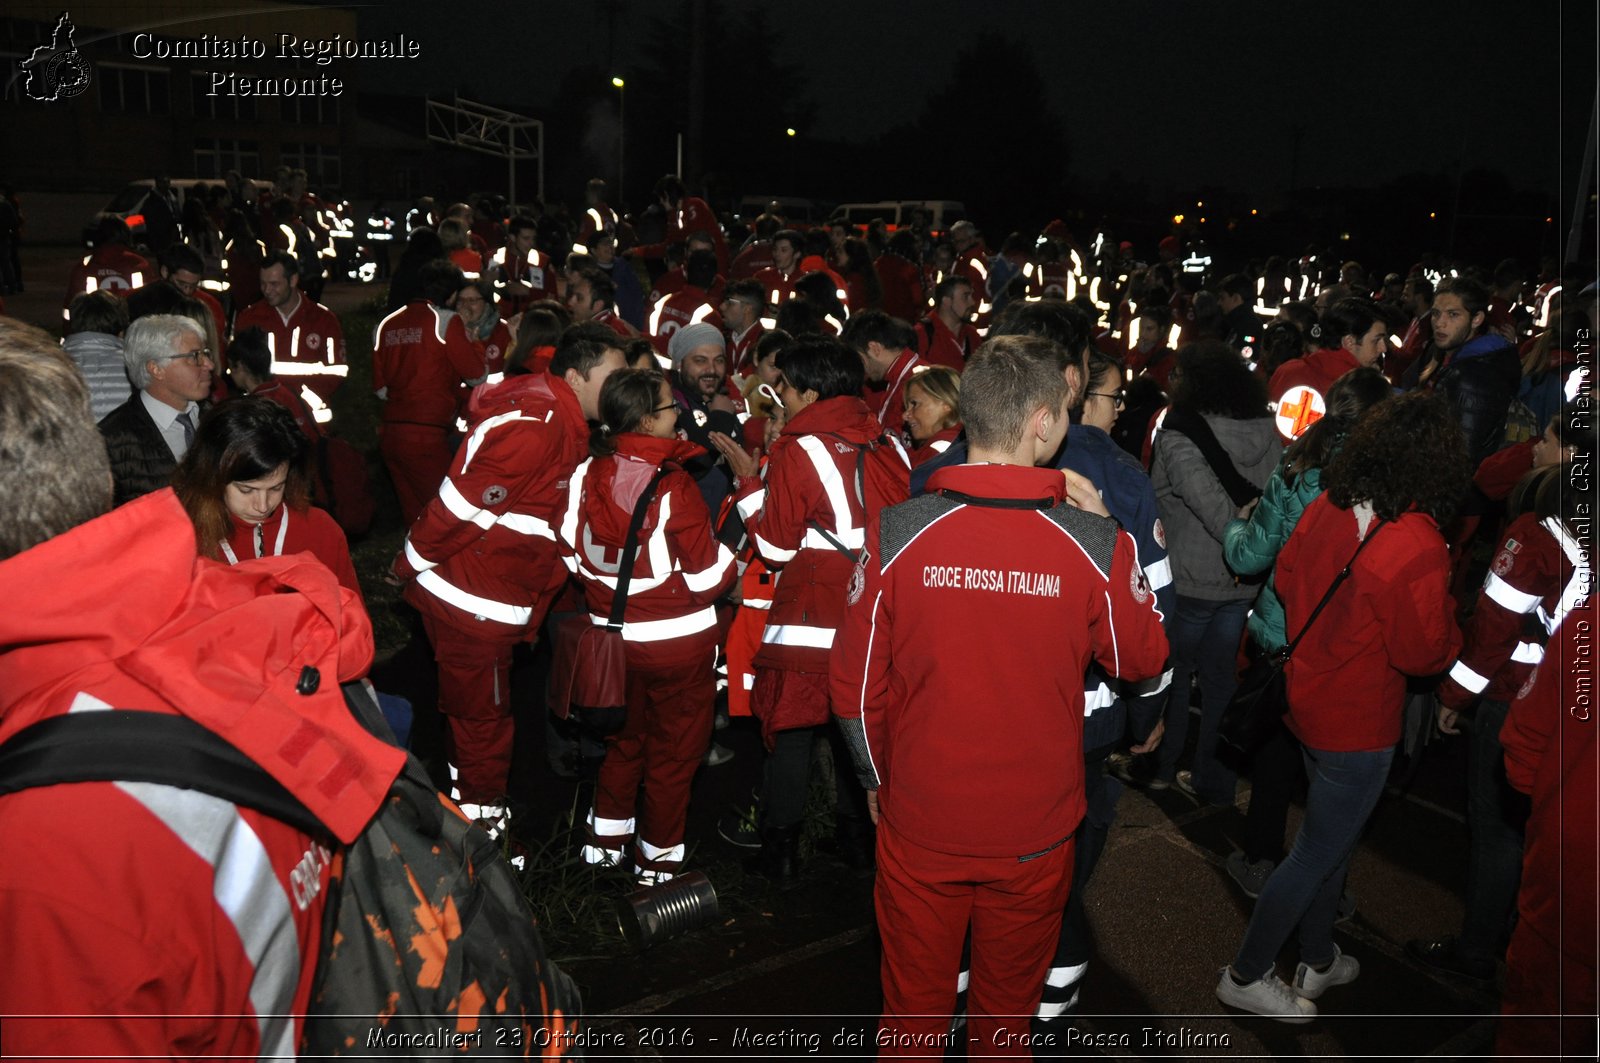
[746,824,801,890]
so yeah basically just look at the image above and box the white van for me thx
[828,199,967,235]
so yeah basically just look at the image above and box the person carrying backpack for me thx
[0,320,406,1058]
[710,337,910,887]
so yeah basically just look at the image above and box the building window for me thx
[283,95,339,126]
[194,138,260,180]
[281,143,341,189]
[191,72,256,121]
[98,64,169,114]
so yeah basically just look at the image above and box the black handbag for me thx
[546,466,668,736]
[1218,519,1386,753]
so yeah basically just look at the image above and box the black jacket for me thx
[1431,335,1520,468]
[97,392,200,506]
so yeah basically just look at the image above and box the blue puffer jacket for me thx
[1223,457,1325,650]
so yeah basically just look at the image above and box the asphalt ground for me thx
[10,244,1540,1061]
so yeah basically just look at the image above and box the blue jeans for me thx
[1458,698,1529,962]
[1155,594,1250,804]
[1233,743,1394,981]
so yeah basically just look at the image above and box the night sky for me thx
[342,0,1580,203]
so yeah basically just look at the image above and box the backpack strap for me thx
[0,709,329,840]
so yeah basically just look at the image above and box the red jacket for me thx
[488,244,558,315]
[557,435,736,669]
[236,294,349,405]
[649,285,723,350]
[448,247,485,279]
[1473,439,1537,501]
[0,491,403,1060]
[63,245,154,308]
[830,463,1168,858]
[754,264,802,314]
[909,425,960,468]
[392,373,589,638]
[220,502,362,603]
[574,203,619,252]
[733,396,909,674]
[372,301,485,430]
[1438,514,1585,709]
[1277,498,1462,750]
[870,347,924,440]
[1501,601,1597,972]
[470,318,513,384]
[1266,347,1362,441]
[916,314,979,372]
[730,239,774,280]
[875,252,924,324]
[249,378,323,443]
[633,197,729,275]
[728,321,766,376]
[594,307,640,339]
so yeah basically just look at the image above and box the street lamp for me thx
[612,77,625,206]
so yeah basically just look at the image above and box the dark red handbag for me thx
[546,467,668,735]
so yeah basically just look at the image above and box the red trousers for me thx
[380,422,453,527]
[421,613,517,803]
[590,653,717,878]
[1497,923,1598,1059]
[876,820,1074,1059]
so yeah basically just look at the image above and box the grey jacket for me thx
[1151,413,1283,601]
[63,331,132,422]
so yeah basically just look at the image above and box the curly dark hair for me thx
[1324,391,1469,524]
[1170,340,1270,419]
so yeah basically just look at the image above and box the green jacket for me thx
[1223,459,1324,650]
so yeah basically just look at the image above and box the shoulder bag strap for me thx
[1282,518,1387,660]
[606,466,671,631]
[806,433,869,562]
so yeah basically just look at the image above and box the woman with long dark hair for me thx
[559,368,736,885]
[1220,366,1393,897]
[1216,392,1467,1021]
[171,398,360,598]
[1145,342,1282,804]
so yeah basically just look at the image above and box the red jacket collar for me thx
[781,395,881,443]
[613,432,705,466]
[926,463,1068,505]
[1308,347,1362,374]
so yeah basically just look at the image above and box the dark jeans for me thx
[1457,698,1529,962]
[1156,594,1251,804]
[762,723,868,830]
[1233,743,1394,981]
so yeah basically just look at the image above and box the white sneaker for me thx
[1293,946,1360,999]
[1215,967,1316,1023]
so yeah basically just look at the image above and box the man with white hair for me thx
[97,313,214,505]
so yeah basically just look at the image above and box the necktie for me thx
[175,409,196,449]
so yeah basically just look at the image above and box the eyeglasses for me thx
[169,348,215,367]
[652,402,679,413]
[1087,390,1126,409]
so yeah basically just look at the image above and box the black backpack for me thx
[0,681,583,1057]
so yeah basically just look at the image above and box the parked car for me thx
[82,178,271,247]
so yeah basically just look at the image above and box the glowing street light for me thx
[612,77,626,204]
[786,127,796,137]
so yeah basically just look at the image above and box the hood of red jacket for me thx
[780,395,884,445]
[581,434,704,547]
[0,490,403,843]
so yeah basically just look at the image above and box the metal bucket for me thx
[616,870,719,949]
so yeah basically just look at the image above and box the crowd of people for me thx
[0,166,1592,1058]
